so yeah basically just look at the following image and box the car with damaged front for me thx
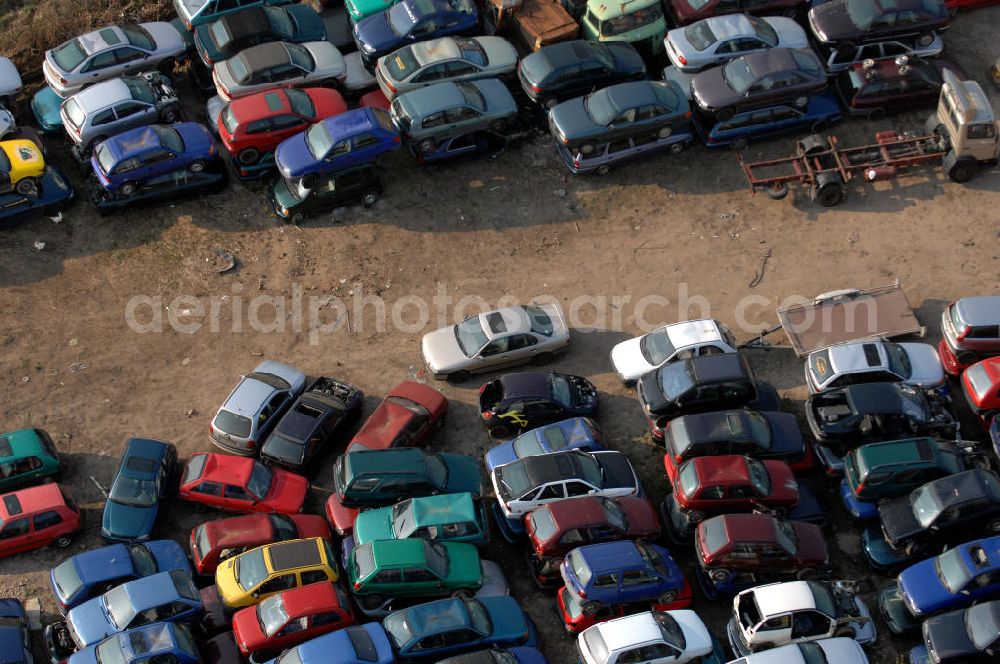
[479,372,598,439]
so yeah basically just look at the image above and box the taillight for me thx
[578,589,586,598]
[59,77,69,85]
[684,111,692,119]
[353,581,361,590]
[392,135,400,143]
[531,84,541,93]
[482,411,492,419]
[675,454,683,463]
[677,55,687,65]
[957,327,969,342]
[247,439,256,449]
[855,482,865,493]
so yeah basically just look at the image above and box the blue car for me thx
[0,166,74,229]
[437,648,548,664]
[559,540,687,612]
[382,596,538,661]
[91,123,217,196]
[0,599,31,664]
[484,417,604,474]
[68,622,200,664]
[352,0,478,69]
[693,91,843,150]
[50,540,190,613]
[275,108,400,188]
[101,438,178,543]
[66,570,203,649]
[261,623,395,664]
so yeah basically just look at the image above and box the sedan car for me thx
[517,40,646,110]
[421,304,569,381]
[101,437,177,543]
[805,338,945,394]
[693,91,844,149]
[836,56,966,118]
[212,41,347,102]
[352,0,479,70]
[189,512,330,576]
[913,600,1000,664]
[577,610,716,664]
[194,4,327,66]
[60,74,180,152]
[390,78,518,154]
[665,14,809,72]
[690,47,827,120]
[43,22,187,97]
[807,0,949,48]
[610,318,737,385]
[479,372,598,439]
[210,359,306,454]
[349,380,448,451]
[485,417,603,474]
[91,123,217,196]
[376,36,518,100]
[665,0,807,26]
[177,452,309,514]
[548,80,691,157]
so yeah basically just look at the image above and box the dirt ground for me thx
[1,3,1000,663]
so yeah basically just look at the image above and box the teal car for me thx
[0,428,60,492]
[346,0,399,22]
[352,492,488,550]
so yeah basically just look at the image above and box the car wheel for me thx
[490,118,507,133]
[657,590,677,605]
[489,424,512,439]
[765,182,789,200]
[956,351,979,364]
[947,158,978,184]
[162,105,180,123]
[238,148,260,165]
[793,96,808,108]
[731,137,749,152]
[15,177,38,197]
[796,567,817,580]
[917,32,934,46]
[362,191,379,208]
[289,211,306,225]
[988,519,1000,533]
[158,57,176,74]
[579,141,597,155]
[531,352,553,366]
[668,141,685,155]
[815,181,844,207]
[717,107,735,121]
[710,569,730,582]
[657,125,673,139]
[419,138,436,154]
[447,370,471,383]
[451,587,474,599]
[121,181,138,197]
[52,535,72,549]
[321,78,341,91]
[581,601,601,617]
[595,164,611,176]
[189,160,206,173]
[360,594,386,611]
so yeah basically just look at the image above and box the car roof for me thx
[479,307,532,341]
[844,382,909,414]
[854,437,942,469]
[322,108,378,138]
[411,37,463,66]
[201,453,255,485]
[370,538,431,567]
[299,623,391,662]
[954,296,1000,327]
[399,81,474,117]
[672,410,764,448]
[265,538,324,571]
[577,540,643,571]
[72,78,131,112]
[719,513,777,543]
[117,570,191,609]
[744,48,800,78]
[399,597,472,635]
[227,374,283,415]
[345,447,428,477]
[921,469,1000,509]
[594,611,664,651]
[202,513,275,547]
[76,26,126,56]
[0,483,66,518]
[513,450,588,486]
[827,341,888,375]
[545,495,609,528]
[498,371,551,400]
[538,40,604,70]
[219,6,271,38]
[278,579,341,617]
[750,581,817,617]
[705,14,759,40]
[0,429,47,461]
[120,438,170,478]
[231,89,293,122]
[238,42,292,74]
[108,125,167,159]
[688,455,753,485]
[72,543,135,579]
[663,319,725,349]
[587,0,659,20]
[405,492,477,526]
[274,399,333,441]
[118,622,184,658]
[956,535,1000,575]
[689,353,750,383]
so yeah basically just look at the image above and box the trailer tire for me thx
[812,171,845,207]
[947,157,978,184]
[764,182,789,200]
[798,134,827,157]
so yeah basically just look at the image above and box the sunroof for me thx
[99,28,121,45]
[264,92,284,112]
[3,494,22,515]
[269,539,322,571]
[485,311,507,334]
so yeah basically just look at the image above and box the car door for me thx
[444,104,480,136]
[412,63,450,87]
[261,392,291,435]
[114,47,148,75]
[255,573,298,600]
[114,100,156,134]
[477,336,512,369]
[402,566,439,592]
[790,610,833,642]
[370,568,402,593]
[270,113,308,142]
[138,148,175,181]
[0,517,31,555]
[31,509,64,547]
[566,480,595,498]
[224,483,254,511]
[81,51,119,80]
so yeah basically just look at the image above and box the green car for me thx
[345,0,398,22]
[353,492,488,548]
[0,428,60,492]
[347,538,483,612]
[581,0,666,56]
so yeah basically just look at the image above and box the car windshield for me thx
[152,125,183,153]
[747,459,771,495]
[967,602,1000,650]
[182,454,208,485]
[456,38,486,66]
[276,647,305,664]
[846,0,881,29]
[124,78,155,105]
[583,628,609,662]
[51,559,83,600]
[658,362,696,400]
[426,454,448,488]
[700,517,728,553]
[654,611,686,649]
[387,47,419,81]
[285,88,315,117]
[384,610,414,645]
[457,82,485,110]
[257,593,289,637]
[129,546,156,576]
[897,386,928,422]
[285,43,314,71]
[528,507,557,542]
[264,433,305,464]
[498,463,530,498]
[797,642,830,664]
[96,634,128,664]
[229,55,250,84]
[684,21,716,51]
[807,582,838,617]
[210,20,232,49]
[237,549,269,590]
[600,497,626,530]
[883,342,913,379]
[525,306,554,336]
[910,484,943,527]
[568,548,592,586]
[678,461,700,499]
[265,6,295,37]
[392,499,417,537]
[549,374,573,407]
[749,16,778,46]
[640,328,675,365]
[121,25,154,50]
[388,2,415,36]
[425,541,449,576]
[247,462,273,501]
[305,121,334,160]
[774,519,798,555]
[935,546,973,593]
[95,143,117,175]
[109,475,159,508]
[52,39,87,71]
[464,599,492,635]
[512,430,545,458]
[455,316,488,356]
[723,57,756,94]
[62,98,87,129]
[103,585,136,630]
[583,87,620,126]
[744,411,772,447]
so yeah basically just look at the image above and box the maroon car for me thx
[189,513,331,575]
[835,56,965,118]
[665,0,807,26]
[808,0,949,48]
[524,495,661,586]
[347,381,448,451]
[695,514,829,590]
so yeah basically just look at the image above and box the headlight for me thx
[362,42,376,54]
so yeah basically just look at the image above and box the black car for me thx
[663,409,811,470]
[878,470,1000,558]
[807,0,949,48]
[517,39,646,109]
[478,372,598,439]
[919,600,1000,663]
[269,165,382,224]
[193,4,327,67]
[260,376,364,474]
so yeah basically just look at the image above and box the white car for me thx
[804,339,945,394]
[578,610,715,664]
[421,304,570,381]
[728,581,876,657]
[212,41,346,102]
[724,637,869,664]
[0,56,22,108]
[610,318,737,384]
[665,14,809,73]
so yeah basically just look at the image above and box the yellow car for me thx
[0,139,44,196]
[215,537,338,609]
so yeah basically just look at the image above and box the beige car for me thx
[421,304,570,381]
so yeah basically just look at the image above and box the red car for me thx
[360,89,391,112]
[962,356,1000,426]
[324,493,358,537]
[232,581,356,659]
[665,0,806,26]
[177,453,308,515]
[0,483,82,557]
[947,0,999,8]
[347,381,448,451]
[938,297,1000,375]
[190,513,331,575]
[669,455,799,520]
[217,87,347,166]
[524,496,661,586]
[555,579,694,634]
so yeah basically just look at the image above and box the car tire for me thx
[419,138,436,154]
[490,118,507,133]
[796,567,817,580]
[917,32,934,46]
[15,177,38,197]
[451,587,474,599]
[238,148,260,165]
[189,160,206,173]
[489,424,513,439]
[581,601,601,617]
[580,141,597,155]
[52,535,73,549]
[657,590,677,605]
[121,181,138,197]
[814,179,845,207]
[289,211,306,225]
[717,107,735,121]
[988,519,1000,533]
[947,158,978,184]
[531,352,553,366]
[765,182,789,200]
[669,141,685,154]
[447,370,471,383]
[731,137,749,152]
[158,57,176,74]
[362,191,379,207]
[657,125,673,139]
[710,569,730,582]
[595,164,611,176]
[162,105,180,123]
[360,594,385,611]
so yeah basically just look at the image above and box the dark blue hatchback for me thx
[352,0,479,69]
[0,599,31,664]
[101,438,177,543]
[91,123,217,195]
[560,540,688,611]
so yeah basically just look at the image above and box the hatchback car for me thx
[421,304,570,381]
[270,163,384,223]
[376,36,518,100]
[665,14,809,73]
[963,357,1000,425]
[913,600,1000,664]
[349,381,448,451]
[807,0,949,48]
[60,74,180,152]
[258,623,395,664]
[0,138,45,196]
[194,4,326,66]
[485,417,603,474]
[0,427,60,492]
[0,483,82,557]
[805,339,945,394]
[351,492,488,550]
[436,649,547,664]
[210,359,306,454]
[576,610,716,664]
[91,123,217,196]
[352,0,479,70]
[275,107,400,188]
[67,622,205,664]
[178,452,309,514]
[43,23,187,97]
[101,437,177,543]
[189,512,330,576]
[212,41,347,102]
[517,40,646,110]
[390,79,518,154]
[479,372,598,439]
[939,296,1000,375]
[836,56,965,118]
[735,639,869,664]
[215,537,339,609]
[0,599,35,664]
[610,318,737,385]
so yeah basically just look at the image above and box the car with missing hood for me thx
[690,47,827,120]
[421,304,569,381]
[807,0,949,49]
[43,23,187,98]
[212,41,346,103]
[576,610,717,664]
[910,600,1000,664]
[611,319,737,385]
[665,14,809,73]
[352,0,479,70]
[189,512,330,576]
[517,40,646,110]
[193,4,326,67]
[478,372,598,439]
[348,381,448,451]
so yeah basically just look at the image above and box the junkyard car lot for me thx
[0,5,999,664]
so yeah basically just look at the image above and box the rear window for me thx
[220,105,238,135]
[285,89,315,118]
[567,548,592,587]
[699,517,729,554]
[52,558,84,599]
[527,507,557,542]
[387,47,419,80]
[52,39,87,71]
[524,306,554,336]
[346,626,378,662]
[194,524,213,561]
[966,364,994,401]
[353,543,376,579]
[183,454,208,485]
[684,21,715,51]
[63,98,87,129]
[214,409,252,438]
[678,461,700,499]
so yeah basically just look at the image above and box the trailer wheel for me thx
[798,134,827,157]
[815,182,844,207]
[947,158,978,184]
[764,182,789,200]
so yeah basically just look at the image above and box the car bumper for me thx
[860,523,914,574]
[937,338,964,375]
[209,433,256,455]
[726,618,752,658]
[44,621,76,664]
[839,479,879,520]
[814,443,846,476]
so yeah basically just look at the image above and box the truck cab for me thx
[929,69,999,180]
[582,0,666,56]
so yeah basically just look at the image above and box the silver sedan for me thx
[665,14,809,73]
[375,36,518,100]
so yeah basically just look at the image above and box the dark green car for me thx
[0,428,60,492]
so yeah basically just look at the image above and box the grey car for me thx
[0,57,22,108]
[389,78,518,153]
[209,360,307,455]
[59,74,180,152]
[43,23,188,98]
[818,34,944,73]
[211,41,346,102]
[665,14,809,73]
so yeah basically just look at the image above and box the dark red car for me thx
[232,581,356,660]
[963,356,1000,426]
[347,381,448,451]
[189,513,331,575]
[556,578,694,634]
[668,454,799,521]
[177,453,308,516]
[524,496,661,586]
[835,56,965,118]
[324,493,359,537]
[665,0,807,26]
[217,87,347,166]
[0,483,82,557]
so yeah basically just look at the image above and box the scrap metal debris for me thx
[748,249,772,288]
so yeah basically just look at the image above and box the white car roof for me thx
[72,78,132,112]
[749,581,817,618]
[827,340,888,375]
[412,38,463,66]
[664,319,725,349]
[479,307,532,341]
[705,14,758,41]
[78,26,126,56]
[739,638,866,664]
[595,612,666,651]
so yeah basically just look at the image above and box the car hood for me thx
[671,610,714,656]
[662,65,697,99]
[637,370,668,415]
[142,21,187,54]
[768,17,810,49]
[231,604,265,651]
[764,411,806,456]
[263,469,309,512]
[923,609,978,660]
[177,122,214,155]
[102,500,157,540]
[484,442,518,474]
[482,596,529,641]
[446,544,483,586]
[479,37,519,72]
[353,505,395,545]
[897,557,954,615]
[422,326,468,373]
[68,599,116,647]
[354,13,398,53]
[67,645,99,664]
[879,496,923,543]
[610,336,655,382]
[548,96,601,142]
[807,0,856,43]
[690,65,736,111]
[305,42,347,79]
[289,5,328,40]
[792,521,829,564]
[275,130,314,179]
[898,343,946,388]
[442,453,484,495]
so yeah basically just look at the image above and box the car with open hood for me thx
[376,36,518,100]
[212,41,346,102]
[665,14,809,73]
[807,0,949,48]
[479,372,598,439]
